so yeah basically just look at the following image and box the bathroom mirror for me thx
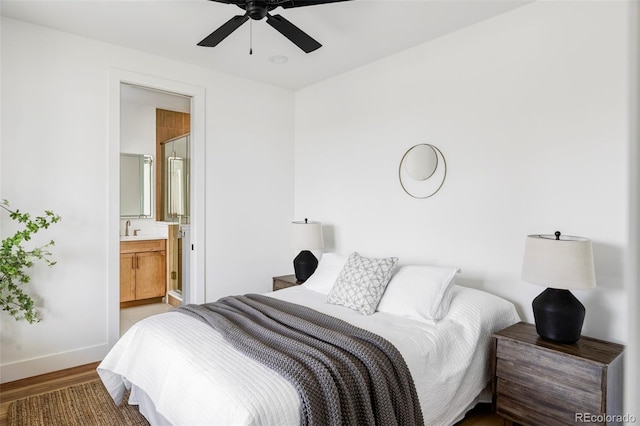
[167,156,186,218]
[161,134,190,222]
[120,153,153,218]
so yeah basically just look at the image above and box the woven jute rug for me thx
[7,379,149,426]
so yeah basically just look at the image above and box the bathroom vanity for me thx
[119,237,167,307]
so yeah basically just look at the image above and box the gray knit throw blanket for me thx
[175,294,424,426]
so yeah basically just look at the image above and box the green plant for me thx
[0,199,61,323]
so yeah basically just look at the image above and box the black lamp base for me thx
[532,288,585,344]
[293,250,318,282]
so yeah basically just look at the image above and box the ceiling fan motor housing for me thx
[246,1,268,20]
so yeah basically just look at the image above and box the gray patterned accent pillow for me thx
[327,252,399,315]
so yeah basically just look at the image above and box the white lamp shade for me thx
[290,220,324,251]
[521,234,596,290]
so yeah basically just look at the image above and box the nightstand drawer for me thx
[497,339,601,391]
[496,385,596,426]
[496,359,602,413]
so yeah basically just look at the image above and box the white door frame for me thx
[108,69,206,348]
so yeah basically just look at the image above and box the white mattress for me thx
[98,285,520,426]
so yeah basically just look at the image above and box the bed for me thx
[98,253,520,426]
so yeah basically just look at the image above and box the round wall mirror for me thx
[399,143,447,199]
[404,144,438,180]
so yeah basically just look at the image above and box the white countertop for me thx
[120,235,166,242]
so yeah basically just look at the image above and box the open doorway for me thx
[119,85,191,335]
[108,70,206,348]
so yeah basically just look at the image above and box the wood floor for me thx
[457,403,506,426]
[0,362,504,426]
[120,302,173,336]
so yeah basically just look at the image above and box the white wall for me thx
[118,89,191,237]
[0,17,294,382]
[121,103,156,155]
[119,98,160,236]
[295,2,630,343]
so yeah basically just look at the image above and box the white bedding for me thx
[98,285,520,426]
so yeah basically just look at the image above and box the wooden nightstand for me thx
[491,322,624,426]
[272,274,302,291]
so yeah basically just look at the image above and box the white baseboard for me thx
[0,343,109,383]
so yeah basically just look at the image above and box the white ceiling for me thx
[1,0,531,90]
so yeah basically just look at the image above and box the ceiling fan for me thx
[198,0,351,53]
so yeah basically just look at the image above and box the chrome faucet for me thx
[125,220,131,237]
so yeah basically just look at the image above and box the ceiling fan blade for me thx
[278,0,352,9]
[205,0,239,4]
[266,13,321,53]
[197,14,250,47]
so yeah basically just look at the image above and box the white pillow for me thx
[327,252,398,315]
[376,265,460,322]
[301,253,348,295]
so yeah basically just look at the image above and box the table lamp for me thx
[521,231,596,343]
[290,219,324,282]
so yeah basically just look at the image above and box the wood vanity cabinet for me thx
[120,239,167,306]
